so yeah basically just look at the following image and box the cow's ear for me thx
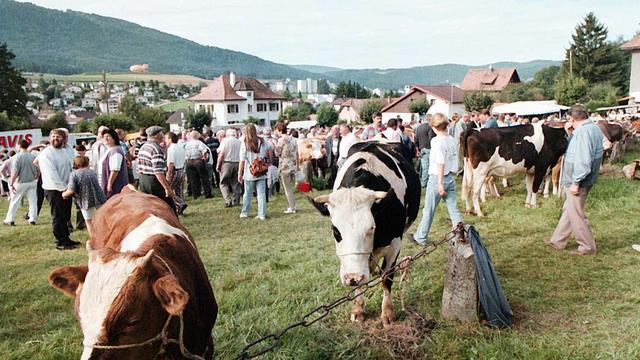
[152,275,189,316]
[307,195,330,216]
[49,266,89,298]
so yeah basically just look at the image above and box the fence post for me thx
[441,229,478,323]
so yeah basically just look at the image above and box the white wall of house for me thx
[81,99,97,108]
[424,95,465,117]
[338,107,359,124]
[630,51,640,101]
[195,100,282,127]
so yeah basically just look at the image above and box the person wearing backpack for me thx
[238,123,268,220]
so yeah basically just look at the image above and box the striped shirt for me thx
[184,139,209,160]
[137,140,167,174]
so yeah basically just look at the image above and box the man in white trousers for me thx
[4,139,39,226]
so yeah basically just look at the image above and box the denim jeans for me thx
[419,148,430,188]
[241,179,267,218]
[414,173,464,243]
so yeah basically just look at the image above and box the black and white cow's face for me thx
[311,186,387,286]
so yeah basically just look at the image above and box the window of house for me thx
[430,99,436,106]
[257,103,267,112]
[227,104,239,113]
[246,91,253,98]
[269,103,279,111]
[207,105,214,114]
[248,104,253,112]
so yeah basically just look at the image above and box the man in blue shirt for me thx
[481,109,498,128]
[546,105,603,256]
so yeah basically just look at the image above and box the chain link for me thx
[234,225,465,360]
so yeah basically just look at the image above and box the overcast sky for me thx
[16,0,640,69]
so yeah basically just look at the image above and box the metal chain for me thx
[234,225,465,360]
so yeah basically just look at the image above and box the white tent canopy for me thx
[287,120,317,129]
[492,101,570,116]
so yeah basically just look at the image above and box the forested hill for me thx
[0,0,315,79]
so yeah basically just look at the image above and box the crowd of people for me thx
[0,105,618,254]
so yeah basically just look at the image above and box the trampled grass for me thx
[1,150,639,359]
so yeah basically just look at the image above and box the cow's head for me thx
[49,244,189,360]
[310,186,387,286]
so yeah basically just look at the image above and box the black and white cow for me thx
[462,123,568,217]
[310,141,420,326]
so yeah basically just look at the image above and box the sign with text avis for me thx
[0,129,43,152]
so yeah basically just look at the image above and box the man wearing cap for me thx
[137,126,175,211]
[217,128,242,207]
[545,105,604,256]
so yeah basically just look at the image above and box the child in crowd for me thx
[411,113,464,245]
[62,155,106,237]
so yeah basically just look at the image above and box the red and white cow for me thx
[49,187,217,359]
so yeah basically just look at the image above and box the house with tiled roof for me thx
[381,85,465,123]
[621,35,640,101]
[460,66,520,93]
[189,72,285,127]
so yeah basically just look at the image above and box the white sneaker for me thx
[284,208,296,214]
[239,213,248,219]
[255,215,266,221]
[632,244,640,252]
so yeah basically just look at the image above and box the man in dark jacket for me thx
[324,125,341,188]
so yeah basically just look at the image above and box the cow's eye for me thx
[367,226,375,235]
[332,226,342,242]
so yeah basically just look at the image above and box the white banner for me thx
[0,129,43,152]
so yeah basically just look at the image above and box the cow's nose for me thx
[344,273,365,286]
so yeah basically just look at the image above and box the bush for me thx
[316,103,338,127]
[408,98,430,115]
[135,107,167,130]
[464,92,494,112]
[554,75,588,106]
[40,112,69,135]
[186,110,211,132]
[90,114,136,133]
[359,98,384,123]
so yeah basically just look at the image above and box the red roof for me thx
[189,74,285,102]
[621,35,640,51]
[381,85,464,113]
[460,67,520,92]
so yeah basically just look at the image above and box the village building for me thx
[189,72,284,127]
[460,66,521,93]
[99,99,119,114]
[81,98,97,109]
[381,85,465,123]
[66,85,82,94]
[337,97,397,124]
[166,109,189,133]
[621,35,640,102]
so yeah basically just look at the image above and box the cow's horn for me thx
[141,249,155,265]
[86,241,94,252]
[373,191,387,200]
[313,194,330,204]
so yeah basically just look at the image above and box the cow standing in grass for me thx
[310,141,420,326]
[461,123,568,217]
[48,187,217,360]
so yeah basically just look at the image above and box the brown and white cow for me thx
[461,123,568,217]
[49,187,217,360]
[596,120,629,163]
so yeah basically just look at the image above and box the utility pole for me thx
[103,70,110,114]
[569,50,573,76]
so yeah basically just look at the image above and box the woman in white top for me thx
[98,129,128,199]
[411,113,464,245]
[238,123,268,220]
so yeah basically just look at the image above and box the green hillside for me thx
[0,0,315,79]
[324,60,561,89]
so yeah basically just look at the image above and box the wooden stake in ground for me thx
[441,231,478,323]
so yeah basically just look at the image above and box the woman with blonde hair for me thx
[238,123,268,220]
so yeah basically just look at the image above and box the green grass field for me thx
[23,72,206,86]
[159,99,191,112]
[1,149,639,359]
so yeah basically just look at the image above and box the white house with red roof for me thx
[380,85,465,123]
[621,35,640,102]
[189,72,285,127]
[460,66,520,93]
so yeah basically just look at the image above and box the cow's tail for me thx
[460,127,475,201]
